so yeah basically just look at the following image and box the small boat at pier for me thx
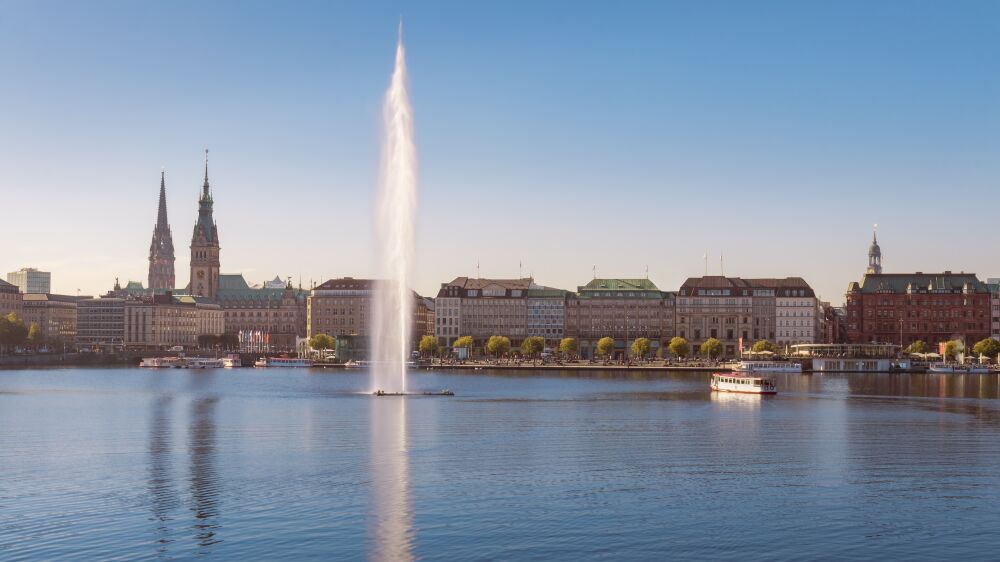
[254,357,313,368]
[186,357,224,369]
[140,357,183,368]
[139,356,223,369]
[929,362,991,374]
[221,354,242,368]
[733,361,802,374]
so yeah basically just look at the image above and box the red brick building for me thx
[845,272,991,348]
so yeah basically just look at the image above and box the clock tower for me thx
[190,149,221,299]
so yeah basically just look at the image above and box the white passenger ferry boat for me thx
[254,357,313,368]
[221,354,242,368]
[186,358,224,369]
[140,356,223,369]
[710,373,777,395]
[140,357,183,368]
[928,362,990,374]
[733,361,802,374]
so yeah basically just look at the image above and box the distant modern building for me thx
[845,272,991,347]
[0,278,23,318]
[527,288,567,347]
[76,297,125,352]
[564,278,675,359]
[6,268,51,294]
[21,294,80,346]
[148,171,176,291]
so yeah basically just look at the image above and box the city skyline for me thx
[2,1,998,302]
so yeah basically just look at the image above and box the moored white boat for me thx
[221,354,242,368]
[710,373,777,395]
[733,361,802,374]
[140,357,183,368]
[140,356,223,369]
[929,362,991,374]
[254,357,313,368]
[186,357,224,369]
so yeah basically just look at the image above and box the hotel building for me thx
[20,294,80,345]
[845,272,991,347]
[564,278,675,359]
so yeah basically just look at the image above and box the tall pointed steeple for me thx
[190,149,221,299]
[866,223,882,275]
[148,169,176,291]
[200,148,212,203]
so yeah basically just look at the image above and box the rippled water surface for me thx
[2,367,1000,560]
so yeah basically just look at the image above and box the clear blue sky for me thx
[1,0,997,303]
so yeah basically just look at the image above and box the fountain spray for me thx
[372,22,417,394]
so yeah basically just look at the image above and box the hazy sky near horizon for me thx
[1,0,998,303]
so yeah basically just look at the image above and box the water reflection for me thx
[368,398,413,562]
[148,395,177,557]
[189,397,221,551]
[709,391,766,409]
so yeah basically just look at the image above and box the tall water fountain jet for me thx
[371,24,417,394]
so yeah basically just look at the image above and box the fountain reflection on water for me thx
[371,24,417,395]
[368,398,413,561]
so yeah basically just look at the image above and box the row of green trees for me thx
[423,335,552,358]
[412,334,771,360]
[903,337,1000,360]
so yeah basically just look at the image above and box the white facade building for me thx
[775,293,819,345]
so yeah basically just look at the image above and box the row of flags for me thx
[238,329,270,351]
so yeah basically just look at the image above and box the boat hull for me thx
[711,386,777,395]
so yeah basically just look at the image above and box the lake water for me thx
[1,367,999,561]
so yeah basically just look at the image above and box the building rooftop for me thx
[21,293,82,303]
[444,277,536,290]
[314,277,377,291]
[579,278,659,292]
[848,272,988,294]
[679,276,815,297]
[214,274,306,303]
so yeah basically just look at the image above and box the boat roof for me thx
[713,372,770,379]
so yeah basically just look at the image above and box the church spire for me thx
[866,223,882,275]
[200,148,212,202]
[149,169,176,291]
[156,169,169,227]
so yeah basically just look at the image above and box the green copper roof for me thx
[573,278,665,299]
[215,274,306,302]
[579,278,659,291]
